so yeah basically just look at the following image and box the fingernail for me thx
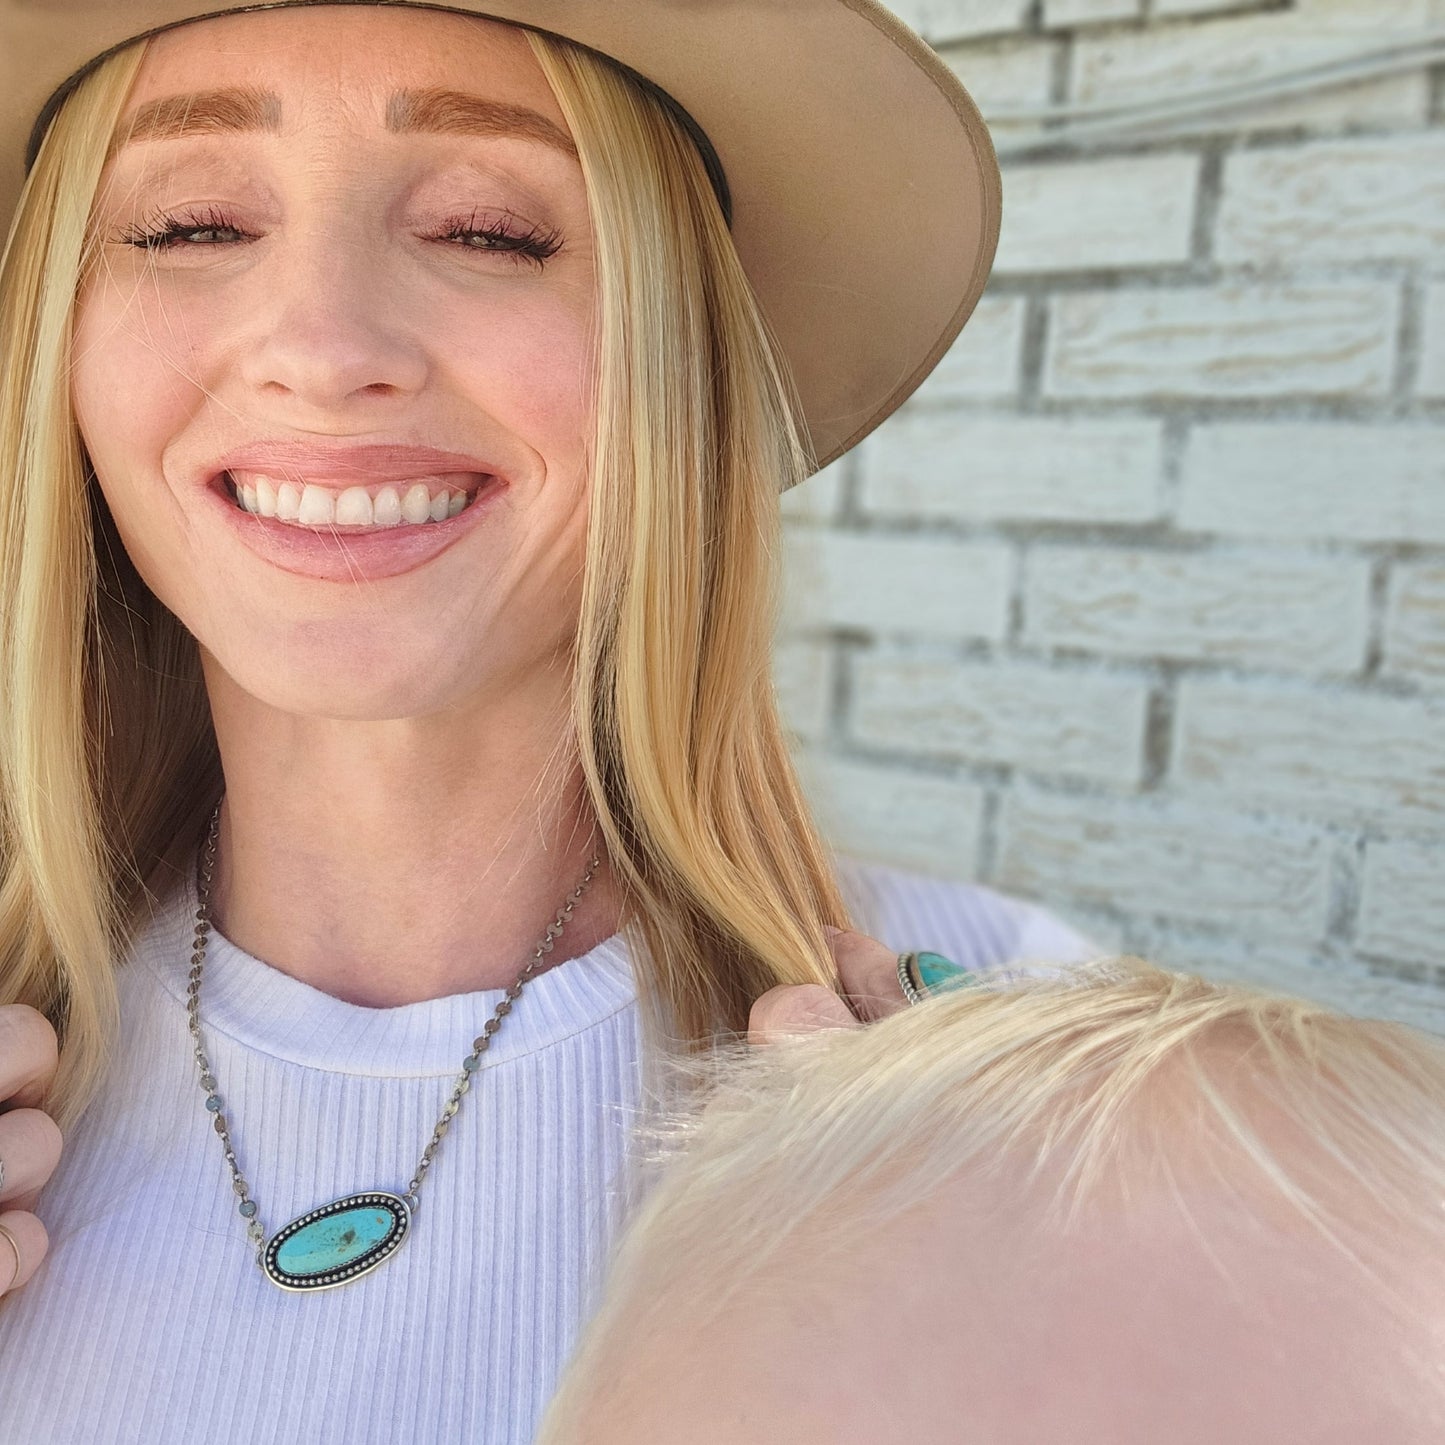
[822,925,844,940]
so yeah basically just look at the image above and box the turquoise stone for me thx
[916,951,978,994]
[274,1205,399,1278]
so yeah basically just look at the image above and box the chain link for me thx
[187,797,601,1261]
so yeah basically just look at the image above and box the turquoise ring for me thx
[898,951,978,1005]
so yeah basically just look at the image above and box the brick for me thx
[1153,0,1274,14]
[1357,836,1445,971]
[995,786,1333,942]
[794,748,986,877]
[1215,133,1445,265]
[937,36,1058,117]
[1419,283,1445,399]
[781,453,845,523]
[780,531,1012,639]
[1023,546,1371,671]
[1134,929,1445,1035]
[772,636,834,743]
[1176,679,1445,825]
[1042,0,1141,27]
[860,412,1164,524]
[907,294,1027,403]
[1384,563,1445,684]
[886,0,1031,44]
[851,652,1149,783]
[1071,1,1432,137]
[1044,283,1399,400]
[993,153,1199,274]
[1178,424,1445,544]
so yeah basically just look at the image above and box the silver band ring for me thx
[0,1220,21,1294]
[0,1152,6,1194]
[897,952,927,1006]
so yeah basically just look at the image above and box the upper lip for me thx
[207,441,507,490]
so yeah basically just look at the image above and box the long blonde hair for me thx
[0,17,849,1136]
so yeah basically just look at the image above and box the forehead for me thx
[126,5,562,120]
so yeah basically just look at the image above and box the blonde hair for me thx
[0,14,848,1138]
[538,959,1445,1439]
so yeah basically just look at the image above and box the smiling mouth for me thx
[221,470,493,529]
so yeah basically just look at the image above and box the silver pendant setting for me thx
[260,1191,412,1292]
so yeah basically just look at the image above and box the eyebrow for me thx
[108,85,579,162]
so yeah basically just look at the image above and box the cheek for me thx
[71,278,213,475]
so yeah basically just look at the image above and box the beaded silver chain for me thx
[186,795,601,1291]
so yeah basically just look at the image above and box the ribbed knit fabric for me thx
[0,856,1095,1444]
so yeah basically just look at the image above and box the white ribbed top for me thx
[0,856,1094,1444]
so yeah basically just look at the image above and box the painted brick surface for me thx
[1071,3,1433,135]
[859,414,1165,524]
[770,0,1445,1029]
[782,530,1012,640]
[994,154,1200,274]
[795,749,986,878]
[1045,284,1400,400]
[1215,133,1445,265]
[1178,425,1445,544]
[1384,564,1445,684]
[1420,283,1445,399]
[1357,837,1445,971]
[1022,546,1372,671]
[995,786,1334,942]
[1176,681,1445,825]
[850,652,1150,784]
[1042,0,1141,24]
[886,0,1031,43]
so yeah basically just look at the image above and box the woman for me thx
[0,4,1091,1441]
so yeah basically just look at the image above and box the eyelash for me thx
[117,204,564,266]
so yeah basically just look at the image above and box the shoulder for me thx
[832,854,1103,982]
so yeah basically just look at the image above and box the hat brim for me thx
[0,0,1000,478]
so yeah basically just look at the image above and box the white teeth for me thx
[232,474,472,528]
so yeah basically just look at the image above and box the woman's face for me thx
[72,6,598,719]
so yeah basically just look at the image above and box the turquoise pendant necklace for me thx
[186,796,601,1293]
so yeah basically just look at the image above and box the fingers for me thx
[748,983,863,1046]
[0,1004,60,1112]
[0,1106,63,1203]
[826,928,910,1023]
[0,1209,48,1297]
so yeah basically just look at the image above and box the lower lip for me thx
[206,473,504,582]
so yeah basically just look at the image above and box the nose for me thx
[236,221,429,410]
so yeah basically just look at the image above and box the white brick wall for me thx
[774,0,1445,1032]
[1178,425,1445,542]
[1022,546,1372,671]
[994,785,1334,942]
[1045,284,1400,400]
[1384,563,1445,682]
[849,651,1149,784]
[859,414,1166,523]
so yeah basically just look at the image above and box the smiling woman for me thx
[0,4,1079,1443]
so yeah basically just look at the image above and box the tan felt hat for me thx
[0,0,1001,477]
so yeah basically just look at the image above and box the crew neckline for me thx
[131,862,640,1076]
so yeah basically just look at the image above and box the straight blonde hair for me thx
[0,15,850,1137]
[537,959,1445,1441]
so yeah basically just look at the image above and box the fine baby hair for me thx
[538,958,1445,1443]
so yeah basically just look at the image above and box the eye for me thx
[116,204,564,268]
[118,204,247,251]
[435,208,564,267]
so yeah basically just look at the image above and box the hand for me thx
[747,927,908,1045]
[0,1004,63,1298]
